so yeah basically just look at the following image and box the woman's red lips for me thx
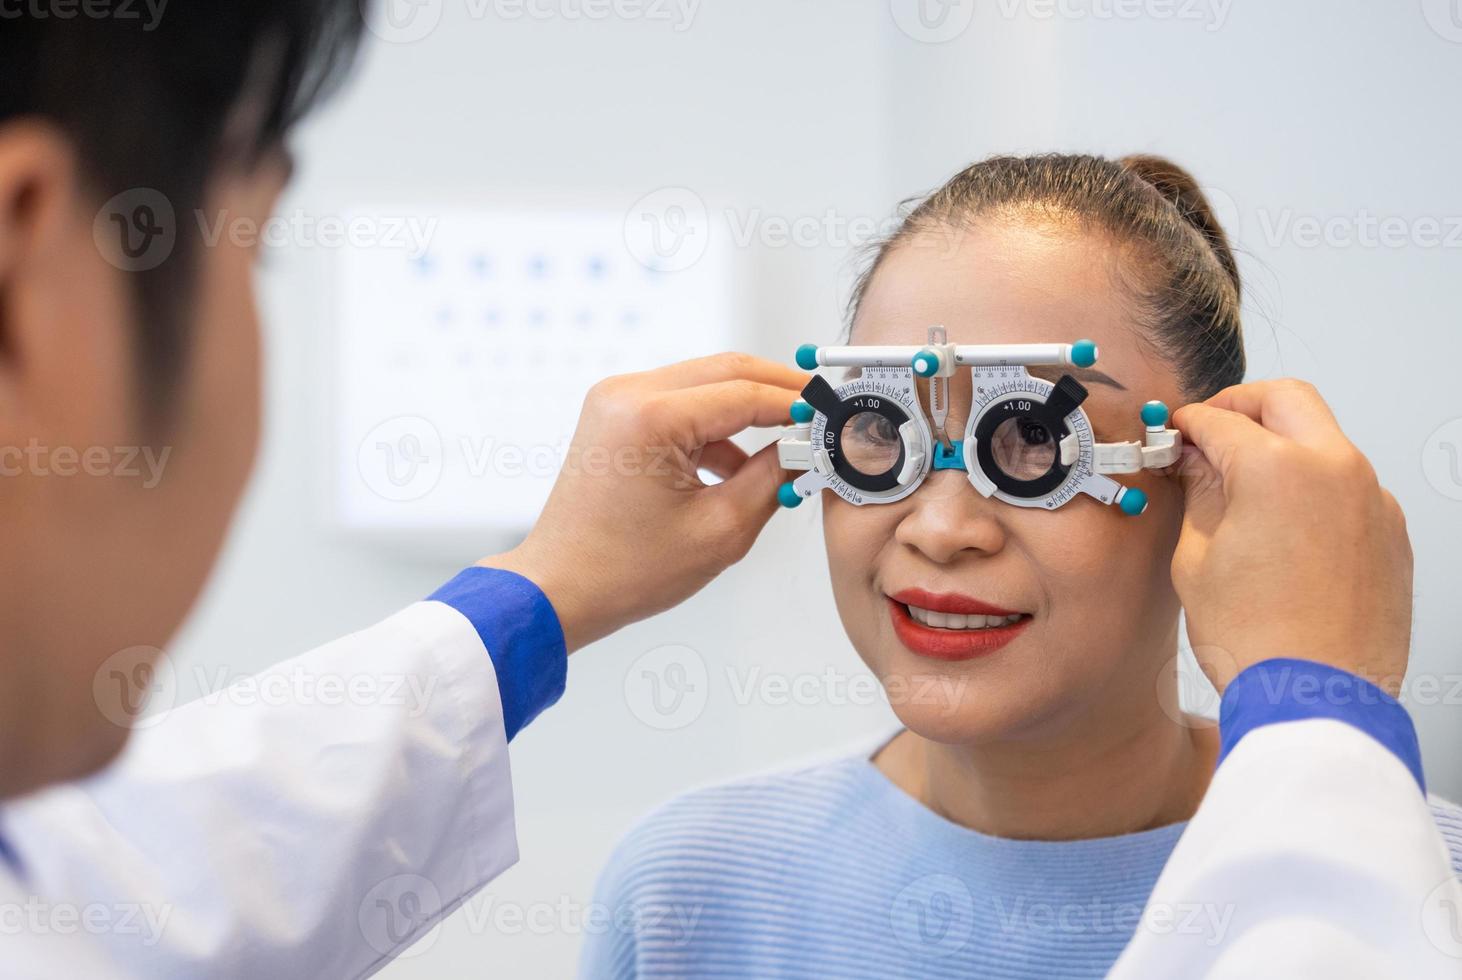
[886,591,1030,661]
[888,589,1022,618]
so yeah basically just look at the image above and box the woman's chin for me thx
[884,689,1037,745]
[874,655,1076,745]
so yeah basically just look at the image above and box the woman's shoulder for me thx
[1427,794,1462,875]
[590,748,890,904]
[609,751,877,861]
[579,748,904,977]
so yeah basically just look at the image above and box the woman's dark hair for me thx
[847,153,1245,400]
[0,2,364,414]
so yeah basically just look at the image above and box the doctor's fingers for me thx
[704,442,792,552]
[1174,399,1386,506]
[695,439,750,481]
[1199,379,1348,452]
[635,351,811,393]
[1169,402,1286,496]
[649,380,801,448]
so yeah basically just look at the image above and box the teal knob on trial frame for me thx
[1118,487,1148,516]
[777,482,804,509]
[790,401,815,424]
[795,344,820,370]
[1071,339,1098,368]
[1140,400,1169,427]
[912,349,941,378]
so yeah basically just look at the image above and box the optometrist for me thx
[1,6,1457,979]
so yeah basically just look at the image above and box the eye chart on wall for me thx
[334,208,734,540]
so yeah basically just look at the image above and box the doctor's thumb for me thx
[1170,443,1225,528]
[712,441,794,535]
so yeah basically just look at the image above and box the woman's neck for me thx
[875,675,1220,842]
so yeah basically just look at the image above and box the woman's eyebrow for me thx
[1026,364,1127,390]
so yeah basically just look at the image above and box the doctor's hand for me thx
[480,353,809,653]
[1168,379,1413,695]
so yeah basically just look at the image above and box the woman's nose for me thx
[894,470,1008,563]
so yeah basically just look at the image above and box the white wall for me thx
[165,2,1462,975]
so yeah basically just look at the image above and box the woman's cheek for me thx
[822,501,897,662]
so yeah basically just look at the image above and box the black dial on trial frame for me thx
[971,375,1089,499]
[799,374,910,493]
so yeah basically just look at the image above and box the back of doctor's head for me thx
[848,153,1246,401]
[0,0,363,409]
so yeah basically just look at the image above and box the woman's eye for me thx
[851,414,898,444]
[1018,421,1050,446]
[840,412,903,475]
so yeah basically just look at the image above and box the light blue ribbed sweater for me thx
[580,749,1462,979]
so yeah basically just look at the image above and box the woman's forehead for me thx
[855,224,1122,343]
[852,222,1179,404]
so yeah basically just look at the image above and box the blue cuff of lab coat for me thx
[0,831,21,880]
[429,567,567,742]
[1217,657,1424,794]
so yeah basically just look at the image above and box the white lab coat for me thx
[1,601,515,977]
[0,598,1458,977]
[1111,717,1462,978]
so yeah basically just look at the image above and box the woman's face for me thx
[825,219,1187,745]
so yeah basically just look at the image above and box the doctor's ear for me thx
[0,119,77,281]
[0,121,79,391]
[0,121,136,437]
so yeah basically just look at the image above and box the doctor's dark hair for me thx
[847,153,1246,401]
[0,0,364,418]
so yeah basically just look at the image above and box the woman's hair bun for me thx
[1119,154,1239,300]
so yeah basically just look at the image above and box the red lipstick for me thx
[886,589,1030,661]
